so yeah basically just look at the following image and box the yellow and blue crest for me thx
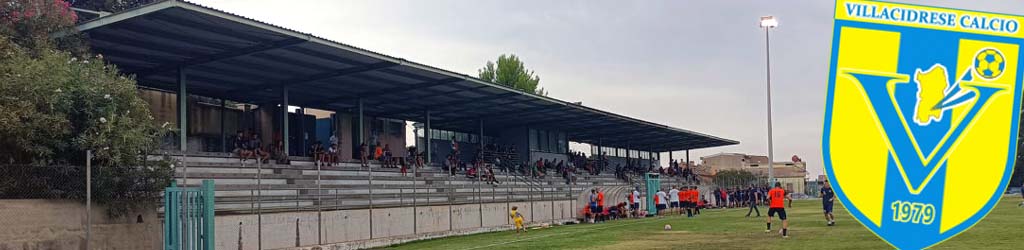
[824,0,1022,248]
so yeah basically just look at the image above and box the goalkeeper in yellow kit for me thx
[510,206,526,233]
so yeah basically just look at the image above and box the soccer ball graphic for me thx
[664,224,672,231]
[974,48,1005,80]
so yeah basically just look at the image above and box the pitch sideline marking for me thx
[461,217,674,250]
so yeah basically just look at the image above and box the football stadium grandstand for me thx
[71,1,737,249]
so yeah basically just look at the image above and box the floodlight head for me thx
[760,16,778,28]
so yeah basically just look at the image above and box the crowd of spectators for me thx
[232,129,272,164]
[658,160,700,184]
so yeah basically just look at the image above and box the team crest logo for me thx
[823,0,1023,248]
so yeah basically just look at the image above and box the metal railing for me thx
[166,156,643,249]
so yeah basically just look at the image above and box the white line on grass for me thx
[461,217,673,250]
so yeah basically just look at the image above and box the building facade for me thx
[702,153,808,192]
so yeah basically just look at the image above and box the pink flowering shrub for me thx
[1,0,78,53]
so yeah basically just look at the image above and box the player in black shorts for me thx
[766,182,793,238]
[821,180,836,226]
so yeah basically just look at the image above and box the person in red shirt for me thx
[681,186,692,217]
[766,182,793,238]
[690,186,701,215]
[598,186,602,218]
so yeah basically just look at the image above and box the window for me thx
[547,132,557,153]
[389,121,403,136]
[529,129,538,151]
[538,130,548,152]
[557,132,566,154]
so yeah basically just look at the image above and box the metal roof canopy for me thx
[75,0,738,152]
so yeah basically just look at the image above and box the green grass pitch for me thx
[384,197,1024,249]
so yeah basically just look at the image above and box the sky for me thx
[190,0,1024,178]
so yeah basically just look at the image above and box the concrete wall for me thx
[450,204,483,230]
[414,205,450,234]
[0,199,162,250]
[217,199,577,250]
[371,207,415,238]
[481,203,510,227]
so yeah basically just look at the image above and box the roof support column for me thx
[479,119,484,158]
[281,86,290,156]
[669,151,674,164]
[686,150,690,169]
[357,98,364,147]
[220,99,226,153]
[298,107,306,156]
[177,67,187,152]
[425,109,432,165]
[597,139,603,169]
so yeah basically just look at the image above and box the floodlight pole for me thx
[761,17,776,185]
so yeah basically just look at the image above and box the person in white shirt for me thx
[631,188,641,217]
[655,189,668,215]
[669,186,681,215]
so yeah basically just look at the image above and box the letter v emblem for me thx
[841,69,1005,194]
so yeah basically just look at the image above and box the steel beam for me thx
[178,67,187,151]
[425,110,432,164]
[377,92,519,116]
[136,37,307,76]
[282,86,290,155]
[308,77,462,106]
[236,61,398,95]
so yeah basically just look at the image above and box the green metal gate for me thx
[644,173,660,216]
[164,180,215,250]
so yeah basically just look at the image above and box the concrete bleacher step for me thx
[169,154,633,214]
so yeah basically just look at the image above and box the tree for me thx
[713,169,760,188]
[478,54,546,96]
[0,0,172,217]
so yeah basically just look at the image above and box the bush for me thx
[0,0,172,217]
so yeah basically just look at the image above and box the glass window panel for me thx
[539,130,548,152]
[529,129,538,151]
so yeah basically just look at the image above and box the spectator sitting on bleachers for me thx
[382,144,393,168]
[234,130,252,162]
[271,139,288,164]
[494,155,504,173]
[373,143,383,163]
[533,159,546,178]
[327,143,338,166]
[466,165,477,178]
[485,165,499,185]
[310,141,324,166]
[416,150,425,168]
[250,132,270,164]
